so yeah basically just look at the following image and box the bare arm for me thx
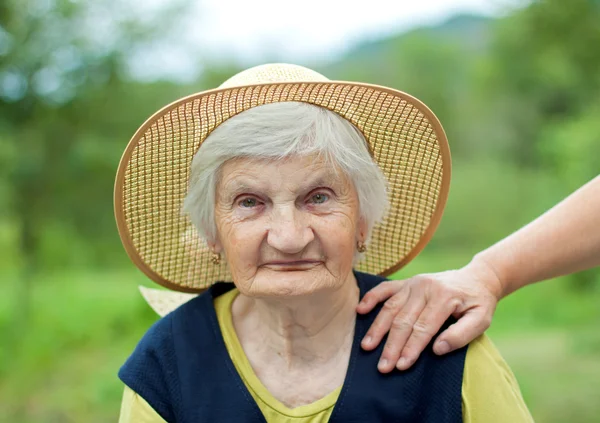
[359,175,600,372]
[476,175,600,297]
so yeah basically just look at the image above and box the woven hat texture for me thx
[114,63,451,294]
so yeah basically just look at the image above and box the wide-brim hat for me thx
[115,63,451,315]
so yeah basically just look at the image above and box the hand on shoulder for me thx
[357,258,503,373]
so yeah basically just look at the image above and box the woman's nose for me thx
[267,205,314,254]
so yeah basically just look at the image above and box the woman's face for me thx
[213,154,366,298]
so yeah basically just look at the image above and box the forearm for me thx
[472,175,600,298]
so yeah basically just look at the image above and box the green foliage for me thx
[539,99,600,191]
[0,0,193,271]
[485,0,600,166]
[429,159,570,251]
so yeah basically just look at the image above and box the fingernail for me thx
[435,341,450,355]
[363,336,372,346]
[378,359,388,370]
[397,357,408,369]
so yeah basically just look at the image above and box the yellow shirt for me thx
[119,289,533,423]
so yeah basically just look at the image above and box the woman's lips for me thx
[262,260,321,270]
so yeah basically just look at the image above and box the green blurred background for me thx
[1,0,599,421]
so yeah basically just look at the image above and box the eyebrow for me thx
[310,175,342,188]
[219,170,343,200]
[218,181,256,201]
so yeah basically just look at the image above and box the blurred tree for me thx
[0,0,191,321]
[485,0,600,167]
[484,0,600,289]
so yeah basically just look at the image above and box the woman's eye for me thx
[239,198,257,208]
[310,193,329,204]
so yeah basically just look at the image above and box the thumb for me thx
[433,308,492,355]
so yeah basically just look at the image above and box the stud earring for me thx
[357,241,367,253]
[211,252,221,265]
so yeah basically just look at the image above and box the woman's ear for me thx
[357,216,368,243]
[208,237,223,254]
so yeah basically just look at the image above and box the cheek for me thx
[316,214,357,263]
[215,214,248,251]
[217,219,264,277]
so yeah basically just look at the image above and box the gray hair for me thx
[183,102,388,247]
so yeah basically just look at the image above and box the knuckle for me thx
[416,274,433,283]
[412,276,432,290]
[420,274,442,287]
[415,275,452,298]
[449,293,465,307]
[412,320,436,337]
[382,298,401,312]
[391,316,413,331]
[447,296,463,310]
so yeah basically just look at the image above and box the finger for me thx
[361,287,411,352]
[395,298,458,370]
[357,281,406,314]
[377,293,426,373]
[433,307,492,355]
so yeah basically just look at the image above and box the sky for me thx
[129,0,519,82]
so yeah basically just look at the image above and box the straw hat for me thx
[115,63,451,315]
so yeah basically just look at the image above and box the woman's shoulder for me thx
[466,334,510,368]
[355,271,387,291]
[118,307,180,389]
[462,334,534,422]
[119,385,168,423]
[118,311,180,422]
[464,334,523,385]
[121,282,236,370]
[117,288,221,421]
[121,287,218,361]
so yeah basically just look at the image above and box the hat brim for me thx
[115,81,451,293]
[139,286,199,317]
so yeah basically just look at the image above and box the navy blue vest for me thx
[119,272,466,422]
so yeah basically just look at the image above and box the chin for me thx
[246,267,344,298]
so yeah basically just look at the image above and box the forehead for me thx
[218,155,349,191]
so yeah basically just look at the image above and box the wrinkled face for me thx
[213,155,366,298]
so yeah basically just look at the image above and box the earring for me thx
[357,241,367,253]
[211,252,221,265]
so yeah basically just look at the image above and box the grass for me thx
[1,255,599,422]
[0,269,155,423]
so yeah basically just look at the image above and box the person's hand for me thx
[356,258,504,373]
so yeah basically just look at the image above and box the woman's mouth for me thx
[262,260,322,270]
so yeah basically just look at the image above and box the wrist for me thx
[464,253,506,300]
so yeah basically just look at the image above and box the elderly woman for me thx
[115,64,533,422]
